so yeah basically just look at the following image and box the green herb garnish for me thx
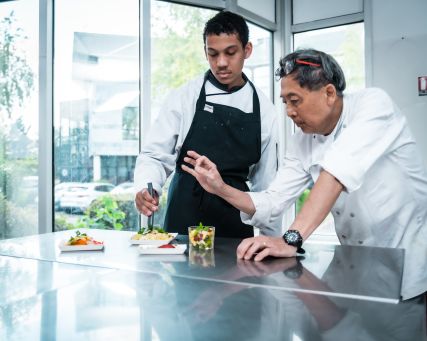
[195,222,210,232]
[137,226,166,235]
[68,230,87,243]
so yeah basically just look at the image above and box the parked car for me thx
[59,182,115,213]
[54,182,81,211]
[111,182,136,195]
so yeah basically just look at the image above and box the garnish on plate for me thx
[67,230,103,246]
[131,226,173,241]
[158,244,176,248]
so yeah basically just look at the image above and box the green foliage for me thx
[341,28,365,90]
[0,193,37,239]
[0,11,34,117]
[75,195,126,230]
[0,154,37,207]
[151,6,215,103]
[296,189,311,214]
[54,214,76,232]
[0,11,37,240]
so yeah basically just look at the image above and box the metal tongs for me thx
[147,182,154,230]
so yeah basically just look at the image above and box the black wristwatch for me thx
[283,230,305,254]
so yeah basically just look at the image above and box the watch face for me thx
[287,232,299,243]
[284,230,303,247]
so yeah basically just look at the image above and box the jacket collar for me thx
[207,70,248,93]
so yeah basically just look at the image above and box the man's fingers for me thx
[139,188,158,205]
[182,164,198,177]
[236,238,254,259]
[187,150,202,159]
[244,240,263,260]
[135,189,158,215]
[195,155,215,170]
[194,163,211,177]
[254,248,270,261]
[183,156,196,167]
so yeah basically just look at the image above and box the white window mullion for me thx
[38,0,54,234]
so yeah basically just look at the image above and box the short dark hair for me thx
[276,49,346,97]
[203,11,249,47]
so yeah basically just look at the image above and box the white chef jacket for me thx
[243,88,427,299]
[134,72,280,235]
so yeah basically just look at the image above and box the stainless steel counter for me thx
[0,229,425,340]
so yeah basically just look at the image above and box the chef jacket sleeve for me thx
[320,88,404,193]
[241,137,312,233]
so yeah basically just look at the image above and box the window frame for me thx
[38,0,278,234]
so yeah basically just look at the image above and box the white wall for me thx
[370,0,427,163]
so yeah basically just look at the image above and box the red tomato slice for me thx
[158,244,175,248]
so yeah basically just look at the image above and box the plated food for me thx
[188,223,215,250]
[130,227,177,245]
[59,230,104,251]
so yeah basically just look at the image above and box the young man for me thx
[183,48,427,299]
[134,11,279,238]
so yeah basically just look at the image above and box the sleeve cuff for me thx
[240,192,281,236]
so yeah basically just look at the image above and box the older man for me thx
[183,48,427,299]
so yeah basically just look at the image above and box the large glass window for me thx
[244,23,273,100]
[294,23,365,91]
[0,0,39,239]
[54,0,140,231]
[52,1,274,232]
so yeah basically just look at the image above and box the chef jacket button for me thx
[350,213,355,218]
[343,124,347,128]
[358,240,363,245]
[335,211,340,215]
[341,235,346,239]
[313,135,316,139]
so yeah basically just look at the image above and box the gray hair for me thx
[276,49,346,97]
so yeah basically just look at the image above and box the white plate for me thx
[139,244,187,255]
[58,240,104,252]
[130,232,178,245]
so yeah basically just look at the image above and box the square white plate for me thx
[139,244,187,255]
[130,232,178,245]
[58,240,104,252]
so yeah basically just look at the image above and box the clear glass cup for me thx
[188,225,215,250]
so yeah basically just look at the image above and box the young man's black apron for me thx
[164,71,261,238]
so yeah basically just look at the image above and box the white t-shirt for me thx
[243,88,427,299]
[134,73,281,235]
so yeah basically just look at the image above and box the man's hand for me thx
[135,188,159,216]
[181,150,226,196]
[236,236,298,261]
